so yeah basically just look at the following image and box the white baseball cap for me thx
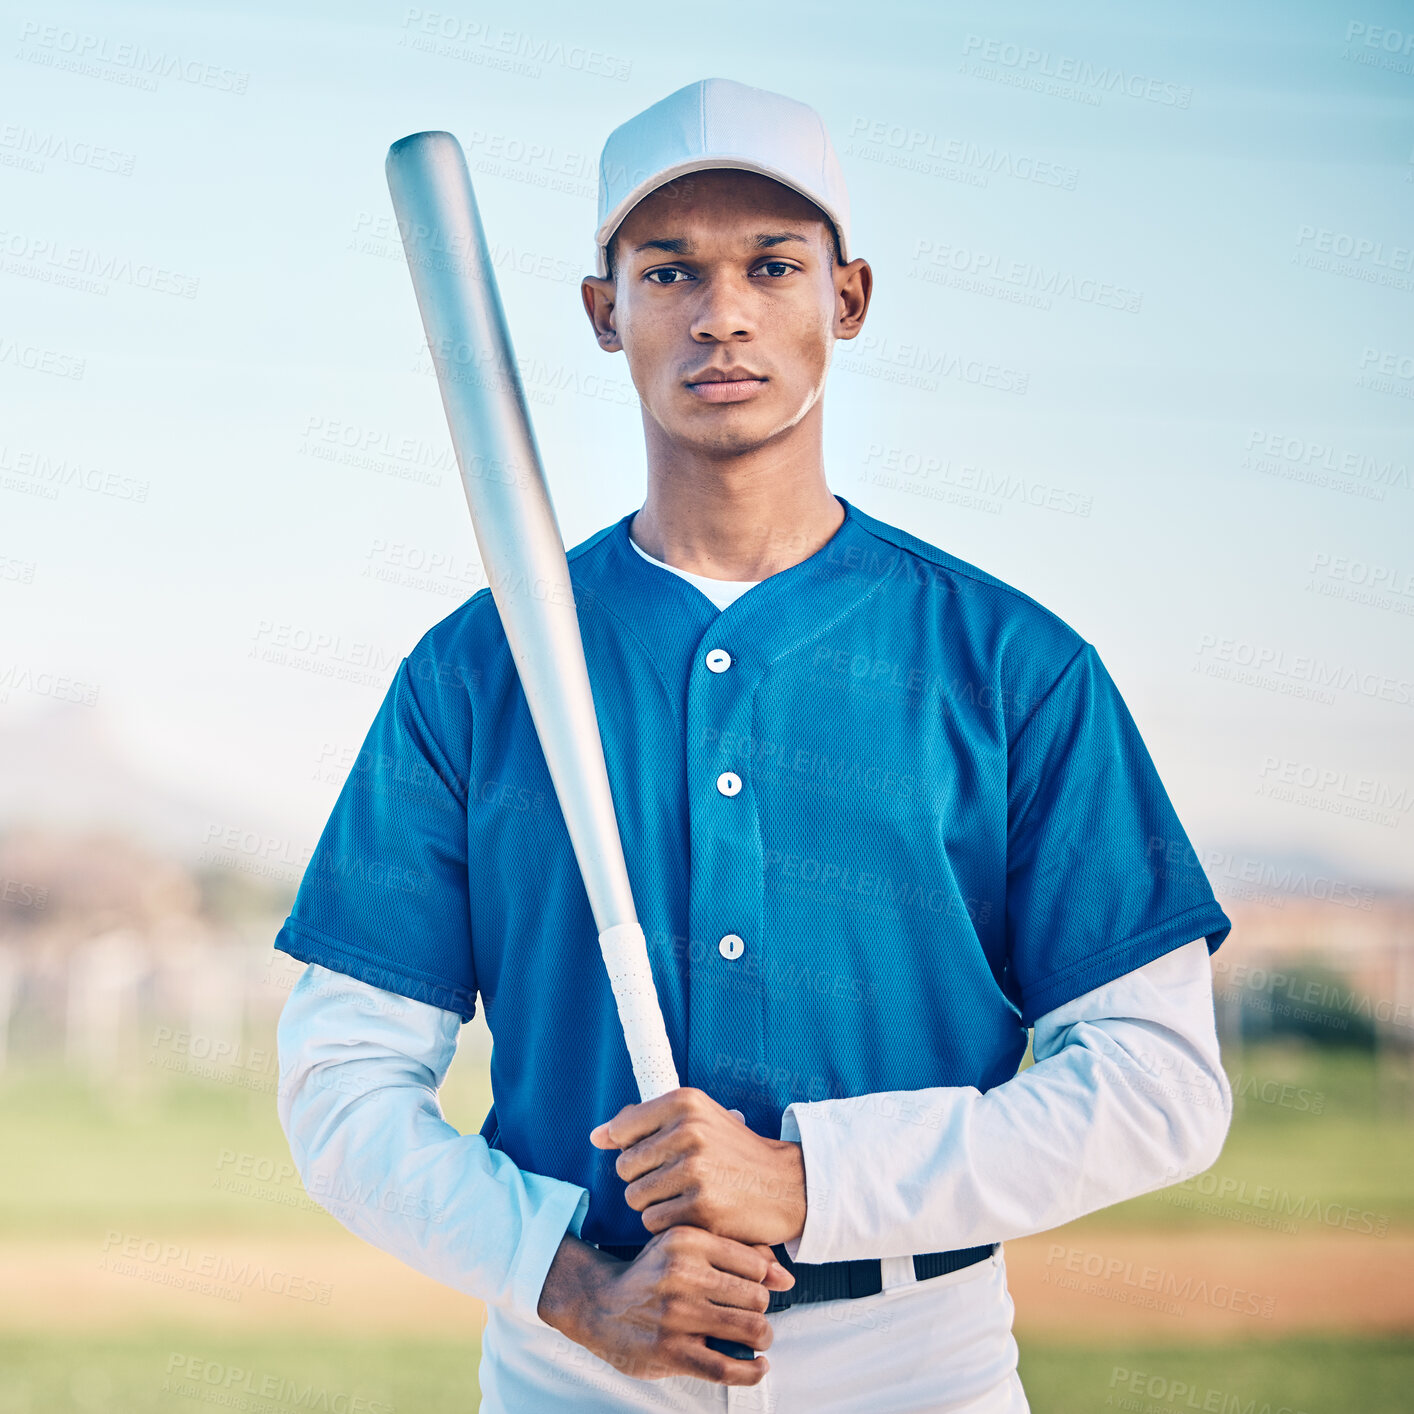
[593,76,851,280]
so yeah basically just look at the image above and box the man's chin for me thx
[675,424,788,459]
[649,402,805,457]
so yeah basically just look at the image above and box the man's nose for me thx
[690,274,756,341]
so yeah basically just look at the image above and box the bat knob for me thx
[706,1336,757,1361]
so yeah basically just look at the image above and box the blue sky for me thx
[3,0,1412,895]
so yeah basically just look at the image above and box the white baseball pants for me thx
[476,1244,1030,1412]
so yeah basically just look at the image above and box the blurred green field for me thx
[2,1039,1410,1410]
[0,1039,495,1241]
[1,1334,1410,1413]
[1095,1041,1414,1234]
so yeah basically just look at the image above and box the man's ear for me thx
[833,258,872,342]
[581,276,622,352]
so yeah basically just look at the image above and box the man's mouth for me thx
[685,374,768,404]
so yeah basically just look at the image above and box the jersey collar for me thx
[582,493,904,682]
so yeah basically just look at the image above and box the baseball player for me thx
[274,78,1234,1412]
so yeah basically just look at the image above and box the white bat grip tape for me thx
[598,922,681,1101]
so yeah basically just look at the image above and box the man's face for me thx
[581,169,870,458]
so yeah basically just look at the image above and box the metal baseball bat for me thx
[386,131,760,1364]
[385,131,680,1105]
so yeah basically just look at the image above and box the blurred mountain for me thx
[0,701,267,867]
[0,700,299,942]
[1207,840,1414,910]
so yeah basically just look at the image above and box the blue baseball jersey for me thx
[274,493,1231,1246]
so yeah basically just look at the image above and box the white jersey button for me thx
[705,648,732,673]
[716,771,742,797]
[719,934,745,960]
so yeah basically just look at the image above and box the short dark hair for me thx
[604,221,844,284]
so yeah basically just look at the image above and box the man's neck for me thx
[628,477,844,582]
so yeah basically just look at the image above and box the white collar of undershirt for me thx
[627,532,761,612]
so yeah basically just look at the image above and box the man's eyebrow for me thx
[629,231,813,257]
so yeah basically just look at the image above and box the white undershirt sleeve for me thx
[276,962,589,1326]
[279,940,1230,1290]
[778,938,1231,1264]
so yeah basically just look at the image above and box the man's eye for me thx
[645,268,690,284]
[756,261,795,278]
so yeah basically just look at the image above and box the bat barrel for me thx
[386,131,631,928]
[386,133,556,547]
[385,131,679,1101]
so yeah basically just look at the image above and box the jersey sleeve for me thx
[1004,640,1230,1026]
[274,652,478,1021]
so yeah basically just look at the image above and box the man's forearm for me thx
[779,939,1230,1264]
[276,963,588,1325]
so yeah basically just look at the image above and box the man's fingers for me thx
[614,1130,679,1184]
[657,1287,772,1348]
[670,1339,769,1387]
[637,1196,693,1234]
[700,1269,774,1313]
[762,1260,796,1292]
[590,1087,700,1150]
[697,1230,792,1287]
[646,1226,789,1289]
[623,1150,693,1209]
[588,1104,641,1151]
[693,1299,774,1351]
[607,1230,784,1387]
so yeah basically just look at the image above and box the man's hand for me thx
[590,1088,807,1246]
[536,1227,795,1385]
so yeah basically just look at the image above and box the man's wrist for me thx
[769,1137,807,1244]
[536,1233,613,1341]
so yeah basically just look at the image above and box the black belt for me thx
[596,1239,995,1336]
